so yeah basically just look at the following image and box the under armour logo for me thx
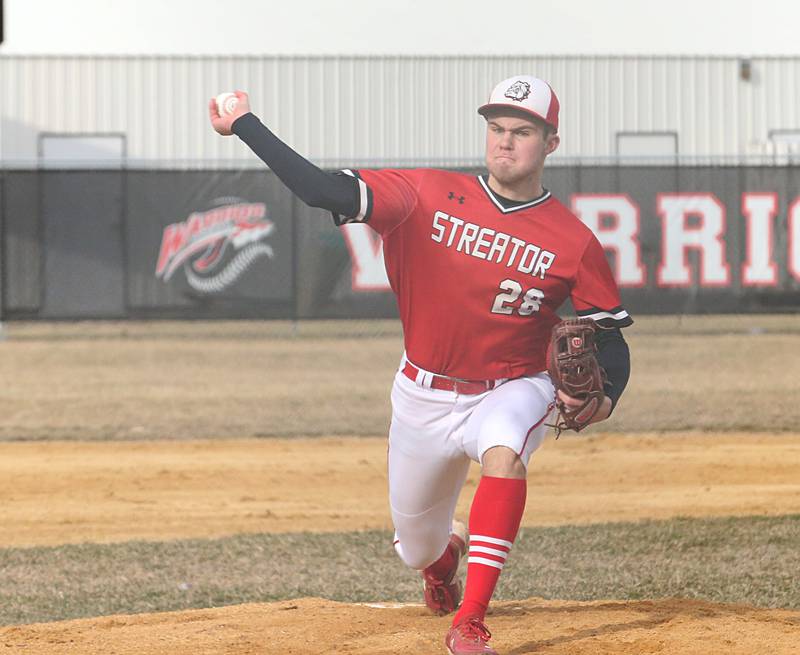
[448,192,465,204]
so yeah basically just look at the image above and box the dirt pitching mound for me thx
[2,597,799,655]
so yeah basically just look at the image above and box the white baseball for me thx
[215,93,239,116]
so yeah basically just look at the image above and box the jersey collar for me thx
[477,175,551,214]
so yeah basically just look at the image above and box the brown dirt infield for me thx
[2,597,799,654]
[2,433,800,547]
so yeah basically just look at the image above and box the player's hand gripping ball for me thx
[546,318,607,437]
[209,91,250,136]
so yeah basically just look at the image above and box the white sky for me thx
[1,0,798,56]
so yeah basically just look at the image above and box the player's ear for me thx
[545,132,560,156]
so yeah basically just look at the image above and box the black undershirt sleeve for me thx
[595,327,631,414]
[231,112,360,218]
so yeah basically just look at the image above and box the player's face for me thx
[484,115,559,191]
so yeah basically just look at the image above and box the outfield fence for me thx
[1,164,798,320]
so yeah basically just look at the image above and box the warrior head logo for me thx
[504,80,531,102]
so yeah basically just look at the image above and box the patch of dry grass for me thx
[0,317,797,440]
[602,332,800,432]
[1,515,797,626]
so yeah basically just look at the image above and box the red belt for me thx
[402,361,497,395]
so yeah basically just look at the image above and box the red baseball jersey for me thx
[337,168,632,380]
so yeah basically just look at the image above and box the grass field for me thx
[0,315,798,440]
[1,515,799,626]
[0,316,799,654]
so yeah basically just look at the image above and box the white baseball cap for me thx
[478,75,560,132]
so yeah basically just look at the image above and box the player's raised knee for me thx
[481,445,526,479]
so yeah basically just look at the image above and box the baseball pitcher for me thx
[209,75,632,655]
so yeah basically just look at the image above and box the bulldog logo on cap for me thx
[504,80,531,102]
[478,75,560,132]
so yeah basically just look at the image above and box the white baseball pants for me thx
[388,355,555,570]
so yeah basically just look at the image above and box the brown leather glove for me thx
[546,318,607,437]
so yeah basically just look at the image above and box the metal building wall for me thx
[1,55,798,167]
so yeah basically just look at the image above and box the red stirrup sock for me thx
[425,536,459,579]
[452,475,527,626]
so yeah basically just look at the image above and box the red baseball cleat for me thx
[421,520,467,615]
[444,617,498,655]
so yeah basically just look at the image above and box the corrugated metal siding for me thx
[1,55,799,167]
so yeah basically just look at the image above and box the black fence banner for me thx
[1,166,798,319]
